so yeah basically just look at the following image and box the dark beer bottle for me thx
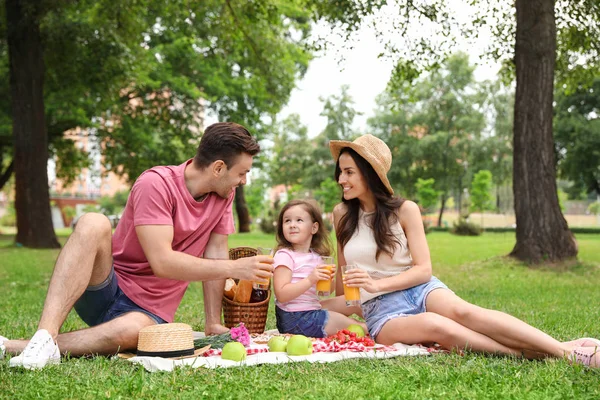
[250,289,268,303]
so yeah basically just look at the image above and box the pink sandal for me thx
[576,337,600,348]
[563,337,600,348]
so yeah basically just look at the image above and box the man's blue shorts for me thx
[74,268,166,326]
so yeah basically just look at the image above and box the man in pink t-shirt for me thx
[4,122,274,369]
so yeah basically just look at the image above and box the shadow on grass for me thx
[462,255,600,276]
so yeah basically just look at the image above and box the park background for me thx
[1,0,599,398]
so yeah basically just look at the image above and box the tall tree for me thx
[314,177,340,213]
[469,80,513,211]
[470,169,493,227]
[304,85,360,189]
[267,114,313,189]
[410,53,485,226]
[371,53,484,225]
[310,0,599,263]
[5,0,58,247]
[1,0,312,242]
[509,0,577,262]
[368,91,423,199]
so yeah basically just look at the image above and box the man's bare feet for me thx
[205,323,230,336]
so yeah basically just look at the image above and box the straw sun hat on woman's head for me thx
[329,134,394,195]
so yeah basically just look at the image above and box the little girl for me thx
[272,199,365,338]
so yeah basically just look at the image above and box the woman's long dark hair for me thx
[335,148,405,261]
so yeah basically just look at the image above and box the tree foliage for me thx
[1,0,313,243]
[312,0,597,262]
[369,53,485,225]
[554,76,600,197]
[314,177,340,213]
[414,178,438,213]
[98,190,130,216]
[267,114,313,189]
[470,170,493,225]
[303,85,359,189]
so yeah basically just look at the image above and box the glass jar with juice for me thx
[316,256,335,297]
[342,264,361,306]
[253,247,273,290]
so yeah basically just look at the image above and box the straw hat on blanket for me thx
[119,323,209,360]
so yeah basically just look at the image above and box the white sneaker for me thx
[0,335,8,359]
[9,354,23,367]
[11,329,61,370]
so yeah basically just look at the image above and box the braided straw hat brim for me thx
[329,134,394,195]
[132,323,209,359]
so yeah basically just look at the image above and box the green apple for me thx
[347,324,366,338]
[221,341,247,361]
[286,335,313,356]
[268,336,288,352]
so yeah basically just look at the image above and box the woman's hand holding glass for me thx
[343,268,380,293]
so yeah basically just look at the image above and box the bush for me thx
[0,204,16,227]
[259,216,277,234]
[322,215,333,234]
[422,217,432,234]
[451,218,482,236]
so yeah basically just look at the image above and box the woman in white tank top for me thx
[325,134,599,368]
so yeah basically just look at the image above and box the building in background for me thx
[48,127,130,227]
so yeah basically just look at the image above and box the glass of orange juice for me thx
[316,256,335,297]
[253,247,273,290]
[342,264,361,306]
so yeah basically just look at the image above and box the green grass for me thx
[1,232,599,399]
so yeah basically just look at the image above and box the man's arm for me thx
[203,231,229,260]
[135,225,273,282]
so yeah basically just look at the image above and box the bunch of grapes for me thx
[323,329,376,347]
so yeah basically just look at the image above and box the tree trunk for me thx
[235,186,250,233]
[437,192,446,227]
[0,160,14,190]
[510,0,576,263]
[457,178,463,215]
[496,184,500,211]
[6,0,60,248]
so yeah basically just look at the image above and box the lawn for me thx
[1,232,599,399]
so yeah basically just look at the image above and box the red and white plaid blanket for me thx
[312,339,398,353]
[203,339,400,357]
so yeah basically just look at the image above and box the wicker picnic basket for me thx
[222,247,271,334]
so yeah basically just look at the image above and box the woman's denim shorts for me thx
[361,276,450,340]
[74,268,166,326]
[275,306,329,338]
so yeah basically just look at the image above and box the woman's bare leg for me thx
[376,312,522,356]
[425,289,571,358]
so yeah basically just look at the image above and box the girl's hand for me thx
[308,266,332,284]
[343,269,380,293]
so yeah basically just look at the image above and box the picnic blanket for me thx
[125,331,431,372]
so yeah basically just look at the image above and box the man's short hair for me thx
[193,122,260,169]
